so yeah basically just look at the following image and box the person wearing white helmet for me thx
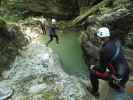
[52,18,56,24]
[46,18,59,46]
[96,27,110,38]
[88,27,130,97]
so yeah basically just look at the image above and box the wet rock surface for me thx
[0,43,95,100]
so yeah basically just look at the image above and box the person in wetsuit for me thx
[89,27,130,97]
[40,17,48,34]
[46,18,59,46]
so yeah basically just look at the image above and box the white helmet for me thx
[52,18,56,24]
[96,27,110,38]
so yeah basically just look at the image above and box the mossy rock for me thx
[42,91,58,100]
[0,18,7,28]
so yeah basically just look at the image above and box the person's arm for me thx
[99,44,114,67]
[99,44,122,82]
[90,42,115,77]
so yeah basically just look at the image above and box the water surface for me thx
[40,31,88,78]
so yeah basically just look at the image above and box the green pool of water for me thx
[40,31,88,78]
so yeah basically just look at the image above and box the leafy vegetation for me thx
[0,0,28,22]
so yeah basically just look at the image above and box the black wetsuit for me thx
[46,24,59,46]
[90,39,130,92]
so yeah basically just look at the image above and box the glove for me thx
[89,65,96,74]
[90,68,96,75]
[90,65,96,70]
[113,78,122,85]
[111,75,122,85]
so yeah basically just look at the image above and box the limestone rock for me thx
[0,43,95,100]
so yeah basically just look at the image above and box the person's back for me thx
[101,39,130,87]
[48,24,57,35]
[89,27,130,97]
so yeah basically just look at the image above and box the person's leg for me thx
[118,64,130,88]
[43,26,47,34]
[88,70,101,97]
[89,69,110,97]
[117,73,129,92]
[54,34,59,44]
[107,73,129,92]
[90,70,99,93]
[120,75,129,87]
[113,64,130,92]
[46,35,53,46]
[40,23,45,34]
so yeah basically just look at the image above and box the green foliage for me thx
[0,0,28,22]
[0,18,7,28]
[71,0,110,26]
[58,21,72,30]
[1,0,27,12]
[113,0,129,8]
[42,91,58,100]
[2,15,23,22]
[80,7,90,15]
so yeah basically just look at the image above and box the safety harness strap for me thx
[111,40,121,62]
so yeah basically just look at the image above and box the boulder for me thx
[0,20,28,75]
[0,43,96,100]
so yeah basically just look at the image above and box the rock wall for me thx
[1,0,105,20]
[77,0,133,73]
[73,1,133,99]
[1,0,80,20]
[0,18,28,75]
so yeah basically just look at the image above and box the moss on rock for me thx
[0,18,7,28]
[0,22,28,76]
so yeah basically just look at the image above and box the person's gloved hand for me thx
[113,78,122,85]
[90,65,96,70]
[89,65,96,74]
[89,69,96,75]
[111,75,122,85]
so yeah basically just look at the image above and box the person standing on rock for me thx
[46,18,59,46]
[40,17,48,34]
[88,27,130,97]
